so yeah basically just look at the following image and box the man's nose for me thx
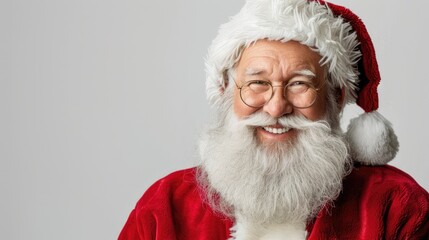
[262,87,293,118]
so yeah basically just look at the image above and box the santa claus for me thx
[119,0,429,239]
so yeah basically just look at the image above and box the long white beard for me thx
[197,111,351,229]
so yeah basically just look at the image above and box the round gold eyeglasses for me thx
[234,80,322,108]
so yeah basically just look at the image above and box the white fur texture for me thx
[229,221,307,240]
[346,111,399,165]
[205,0,361,107]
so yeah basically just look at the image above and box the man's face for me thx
[233,40,329,144]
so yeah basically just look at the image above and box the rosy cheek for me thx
[299,99,327,121]
[233,91,257,118]
[234,101,251,118]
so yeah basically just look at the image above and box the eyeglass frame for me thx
[233,78,325,109]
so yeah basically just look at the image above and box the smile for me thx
[262,126,290,134]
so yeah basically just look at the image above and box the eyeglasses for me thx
[234,80,322,109]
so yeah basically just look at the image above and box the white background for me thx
[1,0,428,239]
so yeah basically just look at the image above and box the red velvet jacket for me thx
[119,165,429,239]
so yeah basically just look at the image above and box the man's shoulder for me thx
[342,164,429,204]
[121,167,232,239]
[311,164,429,239]
[150,167,198,188]
[135,167,200,209]
[346,164,425,189]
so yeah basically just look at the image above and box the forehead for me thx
[237,40,323,74]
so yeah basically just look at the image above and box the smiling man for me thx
[119,0,429,239]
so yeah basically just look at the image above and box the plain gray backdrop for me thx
[1,0,428,239]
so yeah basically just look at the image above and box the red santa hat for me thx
[205,0,399,165]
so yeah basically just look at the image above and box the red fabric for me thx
[119,165,429,240]
[119,168,232,240]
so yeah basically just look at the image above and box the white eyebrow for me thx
[244,68,316,78]
[293,69,316,78]
[245,68,264,76]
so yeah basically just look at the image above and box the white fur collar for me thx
[229,221,307,240]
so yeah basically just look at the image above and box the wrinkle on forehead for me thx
[237,40,323,83]
[245,67,316,77]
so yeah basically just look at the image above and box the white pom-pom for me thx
[346,111,399,165]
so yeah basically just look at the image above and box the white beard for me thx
[197,110,351,238]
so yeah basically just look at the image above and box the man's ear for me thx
[336,87,346,107]
[219,70,230,94]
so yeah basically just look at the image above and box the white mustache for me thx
[235,112,331,131]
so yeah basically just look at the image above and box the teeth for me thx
[263,126,290,134]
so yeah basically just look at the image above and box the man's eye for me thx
[248,80,269,86]
[288,81,310,93]
[246,81,271,93]
[289,81,306,86]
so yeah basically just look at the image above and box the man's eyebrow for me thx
[245,68,264,76]
[293,69,316,78]
[244,68,317,78]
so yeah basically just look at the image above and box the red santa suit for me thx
[119,164,429,239]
